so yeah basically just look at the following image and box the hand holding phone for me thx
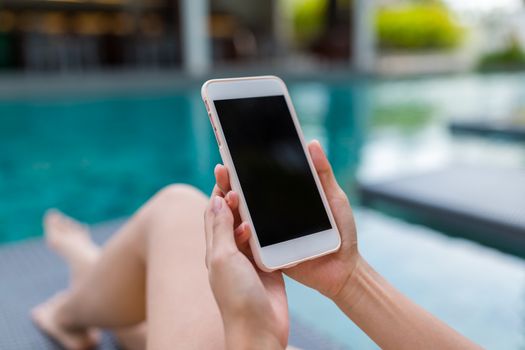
[212,144,480,350]
[202,76,343,271]
[204,195,288,349]
[214,140,360,300]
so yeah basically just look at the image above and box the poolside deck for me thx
[449,120,525,141]
[358,165,525,257]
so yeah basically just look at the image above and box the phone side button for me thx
[208,113,216,127]
[212,127,221,146]
[208,114,221,146]
[207,112,221,146]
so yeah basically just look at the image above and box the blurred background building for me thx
[0,0,359,73]
[1,0,525,75]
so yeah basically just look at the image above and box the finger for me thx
[234,222,251,245]
[308,140,346,202]
[234,222,253,259]
[308,140,355,239]
[204,204,214,268]
[209,182,225,258]
[224,191,239,211]
[208,196,237,255]
[224,191,242,227]
[211,184,223,198]
[212,164,226,196]
[214,164,231,194]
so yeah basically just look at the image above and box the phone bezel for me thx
[202,76,341,271]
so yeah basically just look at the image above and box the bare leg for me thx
[42,210,99,284]
[33,210,146,350]
[32,211,101,349]
[33,185,224,349]
[113,324,147,350]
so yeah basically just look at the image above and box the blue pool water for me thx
[2,73,525,243]
[0,92,217,241]
[0,80,370,242]
[1,72,525,348]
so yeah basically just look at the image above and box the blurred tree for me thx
[292,0,327,45]
[288,0,351,60]
[477,36,525,72]
[376,2,463,51]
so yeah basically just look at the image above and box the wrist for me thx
[331,254,369,309]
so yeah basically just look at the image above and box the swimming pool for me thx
[1,72,524,243]
[1,72,524,348]
[1,78,363,242]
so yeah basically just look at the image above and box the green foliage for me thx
[376,4,463,51]
[477,39,525,72]
[292,0,326,45]
[372,103,434,131]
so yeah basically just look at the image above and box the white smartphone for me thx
[202,76,341,272]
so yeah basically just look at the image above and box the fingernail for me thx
[314,140,326,156]
[212,196,222,213]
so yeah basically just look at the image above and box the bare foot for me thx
[32,293,99,350]
[32,210,101,349]
[35,209,146,350]
[113,323,147,350]
[43,209,99,285]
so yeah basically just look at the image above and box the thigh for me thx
[144,185,224,350]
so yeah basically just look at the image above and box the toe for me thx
[45,209,88,235]
[32,294,100,350]
[44,209,70,233]
[44,209,61,227]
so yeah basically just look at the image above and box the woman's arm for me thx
[334,256,480,349]
[287,141,480,349]
[215,140,481,349]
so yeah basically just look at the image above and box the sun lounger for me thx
[0,220,345,349]
[358,166,525,257]
[449,120,525,141]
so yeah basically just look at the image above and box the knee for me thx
[143,184,208,245]
[154,184,207,207]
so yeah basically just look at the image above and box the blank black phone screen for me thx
[213,95,332,247]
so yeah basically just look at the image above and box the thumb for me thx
[308,140,346,201]
[308,140,355,244]
[209,196,237,255]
